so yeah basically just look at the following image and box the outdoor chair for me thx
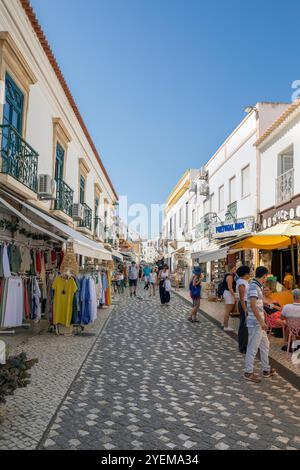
[285,318,300,357]
[264,311,286,339]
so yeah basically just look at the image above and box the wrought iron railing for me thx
[194,212,219,239]
[0,124,39,192]
[225,201,237,220]
[94,216,105,239]
[54,178,74,217]
[276,169,294,205]
[79,203,92,230]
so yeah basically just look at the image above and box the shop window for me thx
[241,165,250,198]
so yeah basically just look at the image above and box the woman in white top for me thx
[236,265,251,354]
[158,264,169,305]
[149,269,157,297]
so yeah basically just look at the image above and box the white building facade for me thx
[0,0,118,255]
[256,99,300,283]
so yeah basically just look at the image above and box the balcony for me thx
[276,169,294,205]
[195,212,219,240]
[54,178,74,218]
[94,216,105,240]
[0,124,38,193]
[79,203,92,231]
[225,201,237,221]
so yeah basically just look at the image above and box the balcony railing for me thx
[195,212,219,240]
[54,178,74,217]
[276,169,294,205]
[94,216,105,239]
[0,124,39,192]
[79,203,92,230]
[225,201,237,220]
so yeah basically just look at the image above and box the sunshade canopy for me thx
[232,220,300,250]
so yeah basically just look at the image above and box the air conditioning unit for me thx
[199,182,209,196]
[199,167,208,180]
[72,203,84,221]
[38,175,56,199]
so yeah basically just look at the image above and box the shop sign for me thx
[262,206,300,229]
[211,217,255,239]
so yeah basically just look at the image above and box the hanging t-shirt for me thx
[2,244,11,278]
[36,251,42,275]
[20,246,31,272]
[10,245,22,273]
[52,276,78,327]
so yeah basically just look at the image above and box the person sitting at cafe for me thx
[280,289,300,352]
[263,286,284,323]
[283,266,294,290]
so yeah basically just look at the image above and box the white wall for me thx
[0,0,117,217]
[260,113,300,212]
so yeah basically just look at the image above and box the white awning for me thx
[0,191,112,261]
[191,247,228,263]
[0,196,65,243]
[111,249,123,261]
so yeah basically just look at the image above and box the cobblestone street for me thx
[37,288,300,451]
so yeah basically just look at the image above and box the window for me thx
[95,196,99,216]
[179,207,183,228]
[241,165,250,198]
[210,193,215,213]
[204,198,210,215]
[55,142,64,181]
[278,147,293,176]
[174,213,177,238]
[80,175,85,204]
[3,74,24,134]
[229,176,236,203]
[192,209,196,228]
[218,185,224,212]
[185,202,189,225]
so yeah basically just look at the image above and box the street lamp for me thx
[244,105,257,114]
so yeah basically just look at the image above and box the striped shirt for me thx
[247,279,264,327]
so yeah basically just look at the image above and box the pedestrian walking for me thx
[158,264,169,305]
[164,276,171,306]
[128,261,138,297]
[149,268,157,296]
[236,265,250,354]
[222,263,237,332]
[244,266,276,383]
[143,264,151,290]
[188,267,203,323]
[138,265,143,283]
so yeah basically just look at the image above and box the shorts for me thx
[144,276,150,282]
[129,279,137,287]
[223,290,235,305]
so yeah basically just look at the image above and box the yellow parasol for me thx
[232,220,300,287]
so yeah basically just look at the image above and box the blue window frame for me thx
[3,74,24,134]
[80,175,85,204]
[55,142,65,181]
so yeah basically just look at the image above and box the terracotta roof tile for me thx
[20,0,118,200]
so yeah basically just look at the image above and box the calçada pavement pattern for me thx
[39,287,300,450]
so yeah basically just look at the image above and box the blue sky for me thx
[31,0,300,210]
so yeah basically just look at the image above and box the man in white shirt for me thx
[128,262,138,297]
[281,289,300,320]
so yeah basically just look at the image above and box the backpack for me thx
[217,274,229,297]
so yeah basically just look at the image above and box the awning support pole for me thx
[290,236,296,289]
